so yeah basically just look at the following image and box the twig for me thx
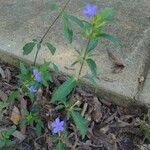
[33,0,71,65]
[81,103,88,117]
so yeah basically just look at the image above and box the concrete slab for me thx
[0,0,150,106]
[139,69,150,106]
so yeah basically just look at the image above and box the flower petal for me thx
[33,69,39,75]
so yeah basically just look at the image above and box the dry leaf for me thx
[19,96,27,134]
[0,90,8,101]
[0,67,5,78]
[10,106,21,125]
[5,68,11,82]
[46,136,52,149]
[13,130,26,142]
[100,125,109,134]
[92,97,102,123]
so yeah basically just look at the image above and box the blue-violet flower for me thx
[81,3,97,18]
[28,86,37,93]
[51,117,64,134]
[32,69,41,82]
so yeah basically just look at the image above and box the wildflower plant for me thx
[0,128,16,148]
[7,0,121,149]
[140,109,150,142]
[20,110,44,136]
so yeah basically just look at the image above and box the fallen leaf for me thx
[141,144,150,150]
[46,136,53,149]
[10,106,21,125]
[91,97,102,123]
[0,67,5,78]
[13,130,26,142]
[0,90,8,101]
[19,96,27,134]
[5,68,11,82]
[100,125,109,134]
[88,127,117,150]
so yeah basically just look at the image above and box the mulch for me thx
[0,63,148,150]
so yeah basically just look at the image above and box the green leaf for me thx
[53,63,59,77]
[86,59,97,76]
[66,111,71,120]
[46,43,56,55]
[96,8,113,25]
[37,43,41,50]
[28,93,35,102]
[32,39,38,43]
[41,75,49,87]
[100,33,122,48]
[23,42,36,55]
[55,105,65,111]
[36,123,42,136]
[67,15,84,28]
[19,63,28,75]
[55,142,65,150]
[0,102,8,110]
[82,21,93,36]
[19,118,27,128]
[38,119,44,129]
[141,123,150,142]
[7,91,20,103]
[63,15,73,43]
[6,128,16,136]
[0,140,5,148]
[70,110,88,139]
[51,77,77,102]
[82,74,97,85]
[87,39,98,53]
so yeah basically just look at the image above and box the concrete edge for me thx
[0,49,133,106]
[135,28,150,104]
[0,29,150,106]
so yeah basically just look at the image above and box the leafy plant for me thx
[50,2,121,143]
[70,110,88,139]
[140,109,150,142]
[6,0,121,149]
[0,128,16,148]
[20,110,44,136]
[0,101,8,120]
[51,77,77,102]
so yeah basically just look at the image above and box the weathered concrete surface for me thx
[139,70,150,106]
[0,0,150,106]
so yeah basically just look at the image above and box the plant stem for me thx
[69,39,90,100]
[77,39,90,80]
[33,0,71,66]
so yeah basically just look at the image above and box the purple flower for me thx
[28,86,37,93]
[32,69,41,82]
[51,117,64,134]
[81,3,97,18]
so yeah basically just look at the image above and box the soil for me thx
[0,63,148,150]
